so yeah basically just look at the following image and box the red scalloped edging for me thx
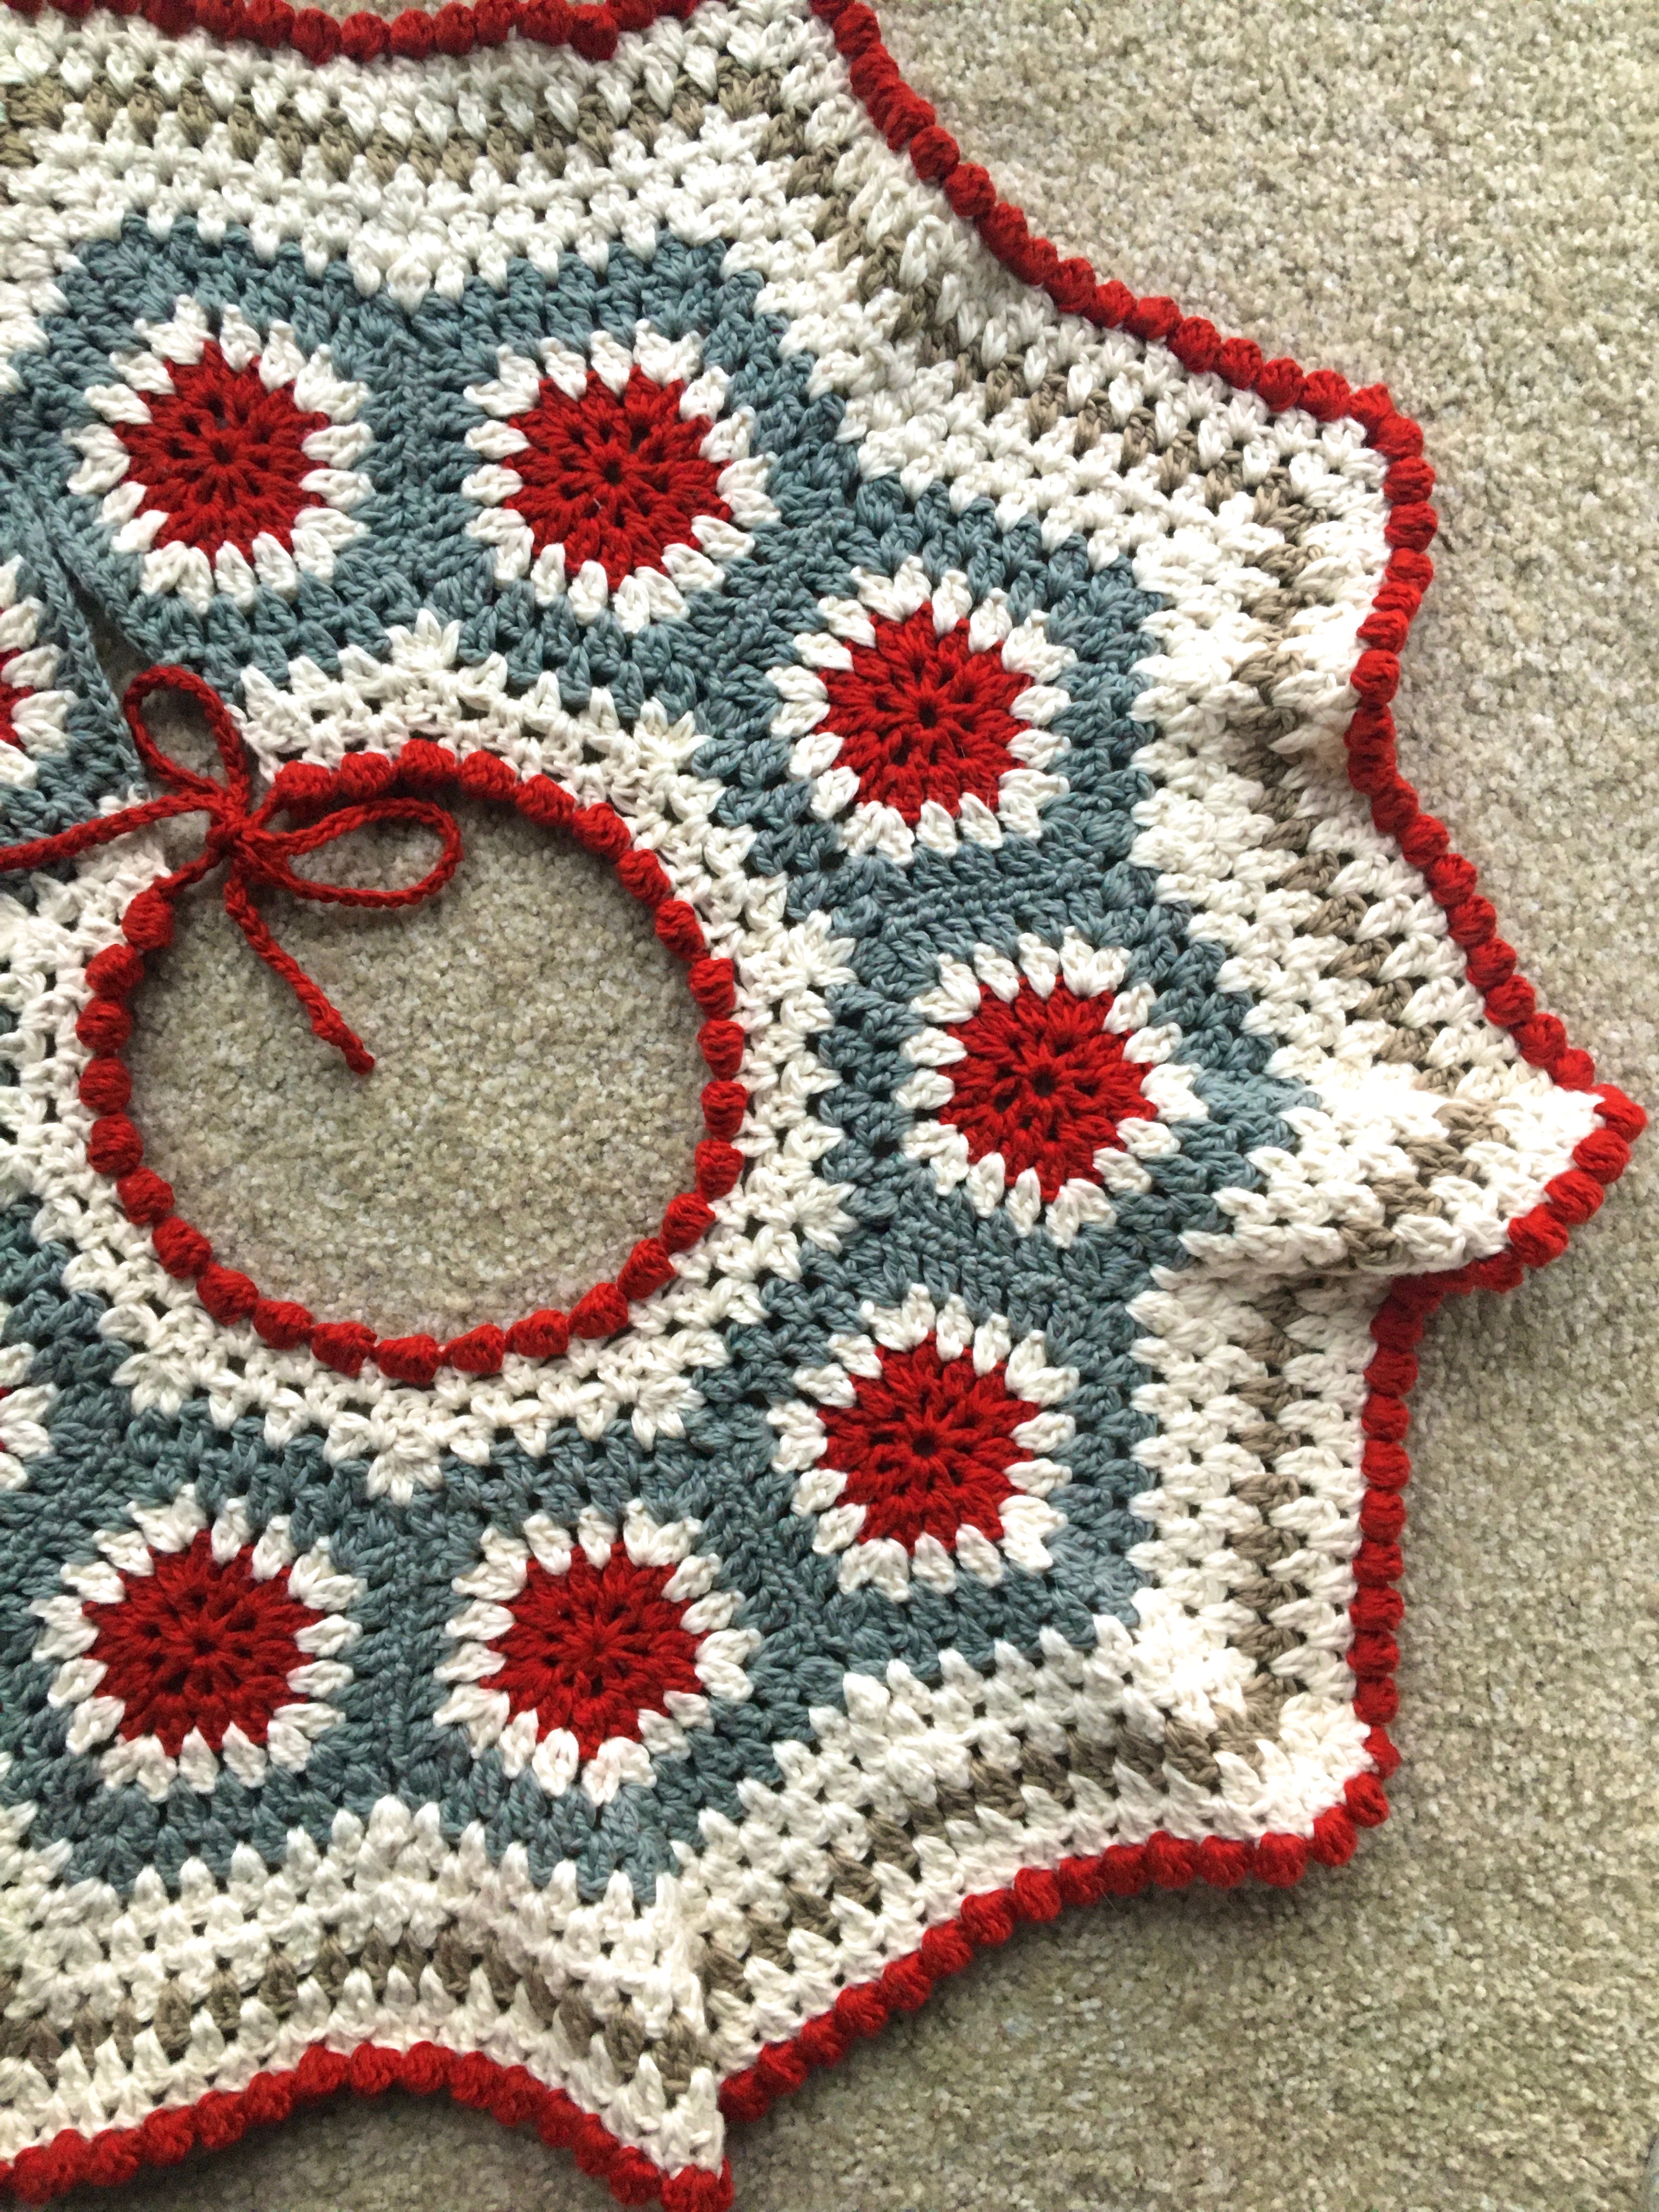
[0,0,1645,2205]
[0,0,699,65]
[81,741,744,1379]
[0,2040,734,2207]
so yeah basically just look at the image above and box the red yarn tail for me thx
[221,872,375,1075]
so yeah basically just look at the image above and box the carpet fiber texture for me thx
[53,2,1659,2208]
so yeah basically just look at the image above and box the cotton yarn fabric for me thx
[0,1,1641,2205]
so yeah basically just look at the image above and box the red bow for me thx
[0,665,463,1074]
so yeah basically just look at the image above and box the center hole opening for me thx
[125,789,709,1341]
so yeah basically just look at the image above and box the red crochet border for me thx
[1,0,698,64]
[0,0,1645,2206]
[76,743,748,1381]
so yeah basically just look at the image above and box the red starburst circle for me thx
[115,341,329,559]
[82,1531,323,1756]
[939,981,1155,1200]
[489,1553,704,1760]
[821,1339,1040,1552]
[821,606,1028,823]
[501,367,730,589]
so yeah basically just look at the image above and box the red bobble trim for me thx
[332,751,397,803]
[1350,648,1400,704]
[1098,1843,1149,1897]
[1011,1866,1063,1922]
[1093,279,1136,328]
[1361,1489,1406,1543]
[570,1282,630,1339]
[1251,1833,1308,1888]
[697,1019,745,1078]
[1573,1128,1631,1183]
[395,738,458,792]
[1197,1837,1251,1890]
[85,944,144,998]
[1351,1584,1403,1632]
[958,1889,1016,1946]
[196,1263,258,1324]
[252,1298,313,1350]
[1342,1778,1389,1835]
[86,1115,143,1177]
[1146,1832,1199,1888]
[616,1237,675,1301]
[718,2068,770,2125]
[1128,294,1181,345]
[116,1168,173,1225]
[687,957,736,1016]
[1361,1393,1409,1444]
[516,775,575,831]
[375,1333,442,1387]
[919,1921,975,1978]
[1543,1167,1604,1225]
[661,1193,716,1250]
[1594,1085,1647,1143]
[1364,1347,1418,1396]
[1385,500,1440,551]
[880,1953,933,2010]
[1469,938,1522,991]
[942,160,995,219]
[458,749,517,803]
[267,760,333,815]
[1356,1536,1404,1586]
[287,5,336,59]
[1170,315,1220,374]
[78,1057,132,1114]
[701,1080,748,1139]
[1310,1807,1358,1866]
[1045,257,1093,317]
[1254,357,1306,412]
[1362,1439,1410,1491]
[240,2071,296,2126]
[1509,1205,1571,1269]
[663,2164,736,2212]
[444,1323,506,1376]
[1215,336,1264,388]
[309,1321,376,1379]
[616,848,670,906]
[76,997,132,1052]
[694,1139,743,1198]
[506,1308,570,1361]
[836,1982,890,2037]
[388,8,433,58]
[572,803,631,861]
[1300,368,1353,422]
[654,899,706,959]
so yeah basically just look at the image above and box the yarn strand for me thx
[0,665,464,1074]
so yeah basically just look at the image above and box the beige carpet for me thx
[60,2,1659,2207]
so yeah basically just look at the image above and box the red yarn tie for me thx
[0,664,464,1074]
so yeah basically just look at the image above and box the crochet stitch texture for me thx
[0,0,1642,2203]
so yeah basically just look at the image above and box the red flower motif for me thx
[939,981,1154,1201]
[821,1339,1039,1552]
[821,606,1028,823]
[116,341,329,559]
[0,674,27,749]
[489,1553,703,1760]
[83,1531,323,1756]
[501,367,730,589]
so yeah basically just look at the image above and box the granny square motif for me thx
[0,0,1642,2204]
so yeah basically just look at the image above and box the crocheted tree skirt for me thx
[0,0,1642,2203]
